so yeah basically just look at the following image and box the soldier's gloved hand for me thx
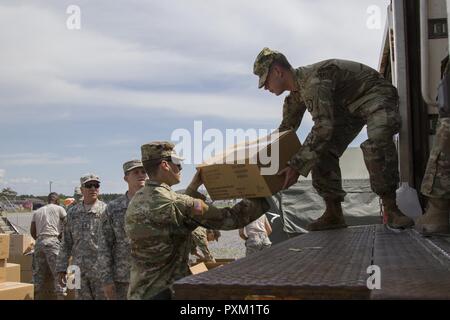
[188,169,204,191]
[58,272,67,288]
[103,283,117,300]
[191,199,208,216]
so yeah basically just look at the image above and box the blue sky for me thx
[0,0,389,196]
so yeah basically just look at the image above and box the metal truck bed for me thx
[173,225,450,300]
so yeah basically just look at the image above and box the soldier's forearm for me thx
[196,198,270,230]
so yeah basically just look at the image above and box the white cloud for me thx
[0,1,388,123]
[0,0,388,195]
[7,178,39,184]
[67,144,87,149]
[104,138,137,147]
[0,153,89,166]
[0,169,5,183]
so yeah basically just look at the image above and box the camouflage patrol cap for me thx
[123,159,144,174]
[80,173,100,185]
[141,141,185,164]
[253,47,290,89]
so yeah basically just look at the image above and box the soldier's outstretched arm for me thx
[184,188,270,230]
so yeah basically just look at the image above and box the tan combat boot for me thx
[415,198,450,235]
[307,199,348,231]
[381,194,414,229]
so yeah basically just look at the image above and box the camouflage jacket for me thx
[56,200,107,275]
[278,59,397,177]
[125,180,269,300]
[98,193,131,285]
[191,227,213,261]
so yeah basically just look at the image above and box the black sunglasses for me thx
[84,183,100,189]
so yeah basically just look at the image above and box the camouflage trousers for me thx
[33,236,64,300]
[421,117,450,199]
[312,92,401,201]
[76,269,105,300]
[245,234,271,256]
[114,281,129,300]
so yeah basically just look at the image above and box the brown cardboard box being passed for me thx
[197,130,301,200]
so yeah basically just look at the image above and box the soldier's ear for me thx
[161,161,170,172]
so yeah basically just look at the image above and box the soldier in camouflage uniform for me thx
[417,55,450,235]
[30,192,67,299]
[98,160,148,300]
[191,227,220,262]
[253,48,414,231]
[125,141,270,300]
[56,174,107,300]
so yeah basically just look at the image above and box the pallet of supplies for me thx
[0,234,34,300]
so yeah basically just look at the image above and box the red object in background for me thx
[23,201,33,210]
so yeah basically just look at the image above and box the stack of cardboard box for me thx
[0,234,34,300]
[6,234,35,283]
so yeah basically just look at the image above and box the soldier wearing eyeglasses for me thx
[56,173,107,300]
[125,141,270,300]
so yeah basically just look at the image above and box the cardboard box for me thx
[0,266,5,283]
[189,263,208,275]
[9,234,34,255]
[21,270,33,283]
[204,258,235,270]
[7,254,33,271]
[0,234,10,259]
[198,130,301,200]
[6,263,20,282]
[0,282,34,300]
[7,254,33,283]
